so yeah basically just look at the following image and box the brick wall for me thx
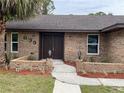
[5,30,124,63]
[64,32,86,61]
[64,30,124,63]
[0,22,5,63]
[64,32,107,62]
[10,56,53,72]
[76,62,124,73]
[106,30,124,63]
[6,32,39,60]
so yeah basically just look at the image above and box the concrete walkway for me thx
[53,80,81,93]
[52,60,124,93]
[52,60,81,93]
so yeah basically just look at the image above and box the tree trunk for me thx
[0,20,5,64]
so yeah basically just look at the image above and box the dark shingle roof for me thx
[6,15,124,32]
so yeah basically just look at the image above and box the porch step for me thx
[52,60,64,65]
[53,64,76,73]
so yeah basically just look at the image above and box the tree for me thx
[0,0,54,64]
[42,0,55,15]
[89,11,113,16]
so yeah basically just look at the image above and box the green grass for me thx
[0,72,54,93]
[80,85,124,93]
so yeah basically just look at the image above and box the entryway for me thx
[40,32,64,59]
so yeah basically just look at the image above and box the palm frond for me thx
[0,0,43,21]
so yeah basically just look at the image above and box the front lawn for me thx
[0,72,54,93]
[80,85,124,93]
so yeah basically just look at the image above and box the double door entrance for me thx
[40,33,64,59]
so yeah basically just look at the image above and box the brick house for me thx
[5,15,124,63]
[0,22,5,63]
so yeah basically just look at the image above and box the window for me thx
[87,34,99,55]
[5,33,7,51]
[11,32,18,53]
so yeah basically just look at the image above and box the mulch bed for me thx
[64,61,76,67]
[18,70,51,76]
[78,72,124,79]
[65,61,124,79]
[0,68,51,76]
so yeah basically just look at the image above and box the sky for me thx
[53,0,124,15]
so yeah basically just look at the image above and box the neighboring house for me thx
[6,15,124,63]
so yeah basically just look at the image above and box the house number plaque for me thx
[33,41,36,45]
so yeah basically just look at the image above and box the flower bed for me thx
[10,56,53,73]
[0,68,51,76]
[78,72,124,79]
[64,61,76,67]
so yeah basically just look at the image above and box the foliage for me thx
[28,52,36,60]
[5,52,18,65]
[0,0,55,64]
[89,57,94,62]
[89,11,113,16]
[5,53,11,65]
[0,0,55,21]
[101,59,109,63]
[77,49,82,60]
[42,0,55,15]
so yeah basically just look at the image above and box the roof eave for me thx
[6,28,100,32]
[101,23,124,32]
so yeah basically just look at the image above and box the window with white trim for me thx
[87,34,99,55]
[11,32,18,52]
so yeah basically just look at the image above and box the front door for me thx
[40,33,64,59]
